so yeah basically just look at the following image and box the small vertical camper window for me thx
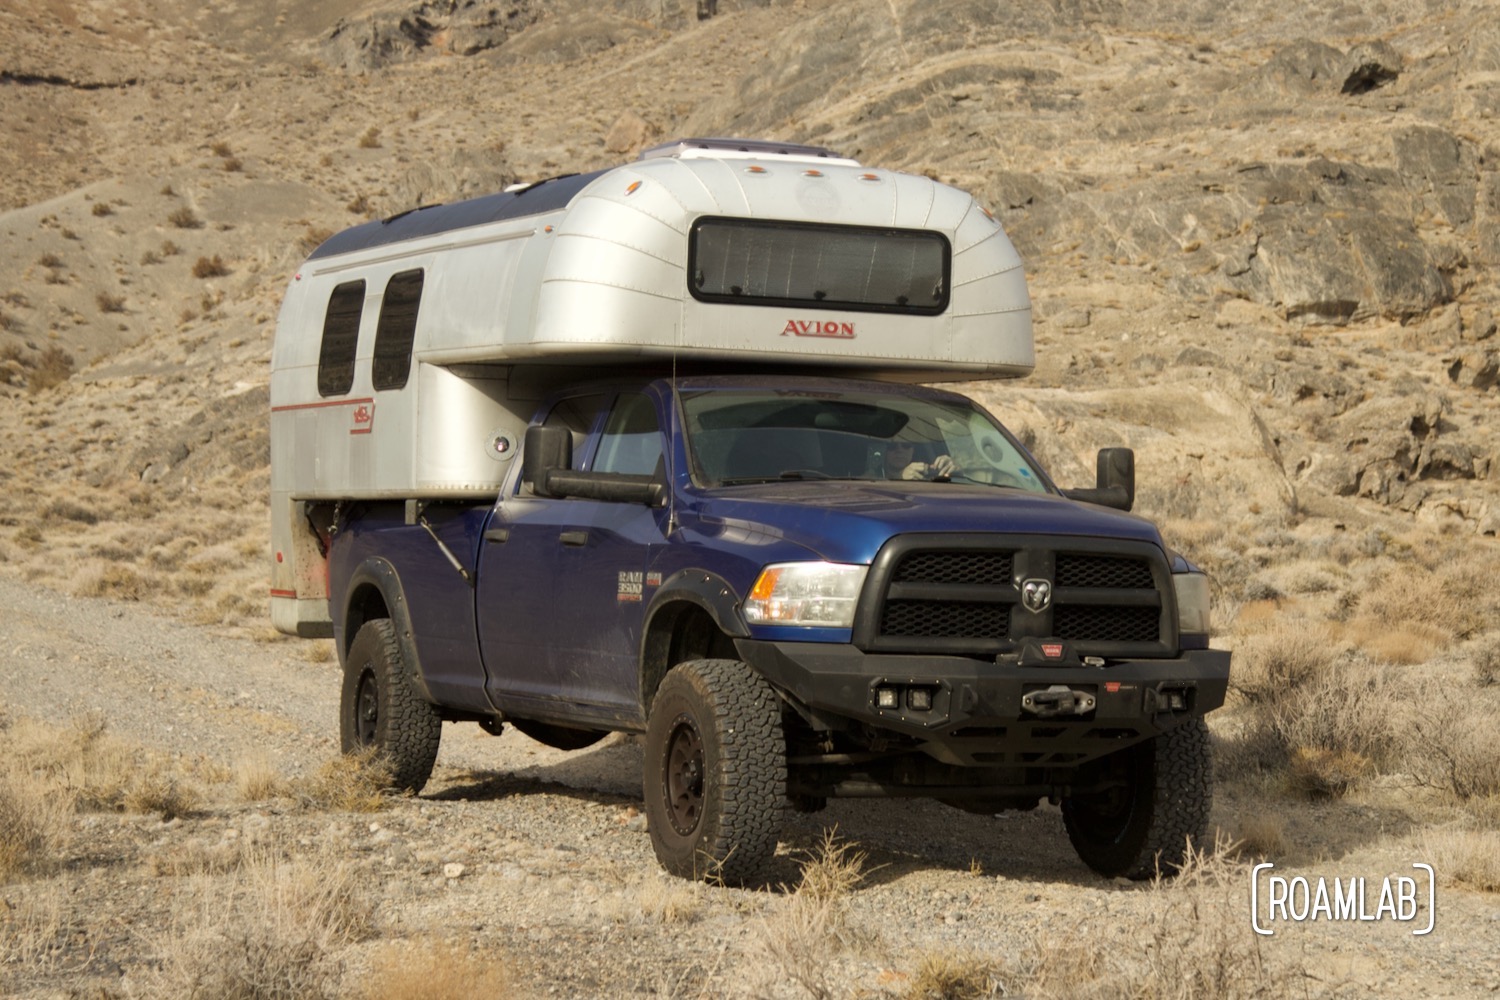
[373,269,424,391]
[317,280,365,397]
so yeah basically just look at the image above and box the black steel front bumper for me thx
[734,638,1231,768]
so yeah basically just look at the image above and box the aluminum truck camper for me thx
[270,138,1230,884]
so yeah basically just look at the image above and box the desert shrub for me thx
[1408,687,1500,799]
[221,157,243,172]
[1223,623,1397,796]
[75,563,148,600]
[1421,828,1500,893]
[1349,555,1498,659]
[235,757,287,802]
[132,850,367,1000]
[37,252,62,269]
[1473,637,1500,687]
[91,201,114,217]
[296,749,391,812]
[1230,619,1341,702]
[192,254,229,278]
[358,127,381,149]
[168,205,203,229]
[901,952,1002,1000]
[0,766,76,880]
[42,498,98,525]
[5,714,198,817]
[29,346,75,392]
[210,140,233,157]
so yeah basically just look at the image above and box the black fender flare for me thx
[340,556,438,706]
[643,568,749,641]
[638,569,748,710]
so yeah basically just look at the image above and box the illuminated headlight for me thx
[744,562,868,628]
[1173,572,1211,635]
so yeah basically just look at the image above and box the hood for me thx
[686,480,1165,565]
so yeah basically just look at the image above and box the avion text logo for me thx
[782,319,856,339]
[1250,862,1435,936]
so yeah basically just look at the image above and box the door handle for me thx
[559,530,588,547]
[483,528,510,544]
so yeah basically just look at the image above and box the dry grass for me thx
[295,748,392,812]
[131,848,368,1000]
[359,937,520,1000]
[0,762,76,881]
[1421,827,1500,893]
[235,755,288,802]
[901,951,1003,1000]
[750,828,870,1000]
[989,838,1310,999]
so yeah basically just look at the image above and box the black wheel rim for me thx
[354,669,379,746]
[662,714,705,836]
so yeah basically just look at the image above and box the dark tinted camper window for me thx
[317,280,365,397]
[688,218,950,315]
[372,269,424,391]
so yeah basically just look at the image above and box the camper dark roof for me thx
[305,169,608,261]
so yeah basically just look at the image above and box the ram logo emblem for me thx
[1021,578,1052,613]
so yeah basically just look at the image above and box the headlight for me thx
[1173,571,1211,635]
[744,562,868,628]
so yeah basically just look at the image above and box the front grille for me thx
[858,537,1174,656]
[892,551,1013,586]
[1053,604,1161,643]
[1057,554,1155,590]
[881,600,1009,638]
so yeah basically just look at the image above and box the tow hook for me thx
[1021,685,1097,718]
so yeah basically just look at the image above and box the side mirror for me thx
[523,424,572,498]
[1061,447,1135,512]
[1096,447,1135,511]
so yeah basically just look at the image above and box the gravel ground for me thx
[2,576,1499,998]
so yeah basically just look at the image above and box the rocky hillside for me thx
[3,0,1497,576]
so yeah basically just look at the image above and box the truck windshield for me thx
[680,388,1049,491]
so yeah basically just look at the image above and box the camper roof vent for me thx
[639,137,859,166]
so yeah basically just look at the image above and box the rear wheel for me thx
[643,659,785,884]
[1061,718,1211,879]
[340,619,442,794]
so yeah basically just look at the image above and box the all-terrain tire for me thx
[643,659,785,885]
[340,619,442,794]
[1061,717,1212,880]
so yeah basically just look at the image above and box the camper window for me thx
[373,269,424,391]
[688,218,950,315]
[317,280,365,397]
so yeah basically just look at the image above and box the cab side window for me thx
[542,393,608,471]
[594,394,663,476]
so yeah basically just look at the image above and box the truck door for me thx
[476,391,667,727]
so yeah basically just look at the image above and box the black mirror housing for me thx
[1060,447,1135,512]
[523,424,572,498]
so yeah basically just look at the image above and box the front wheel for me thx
[1061,718,1211,879]
[340,619,442,794]
[643,659,785,884]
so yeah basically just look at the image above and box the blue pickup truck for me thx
[328,371,1229,883]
